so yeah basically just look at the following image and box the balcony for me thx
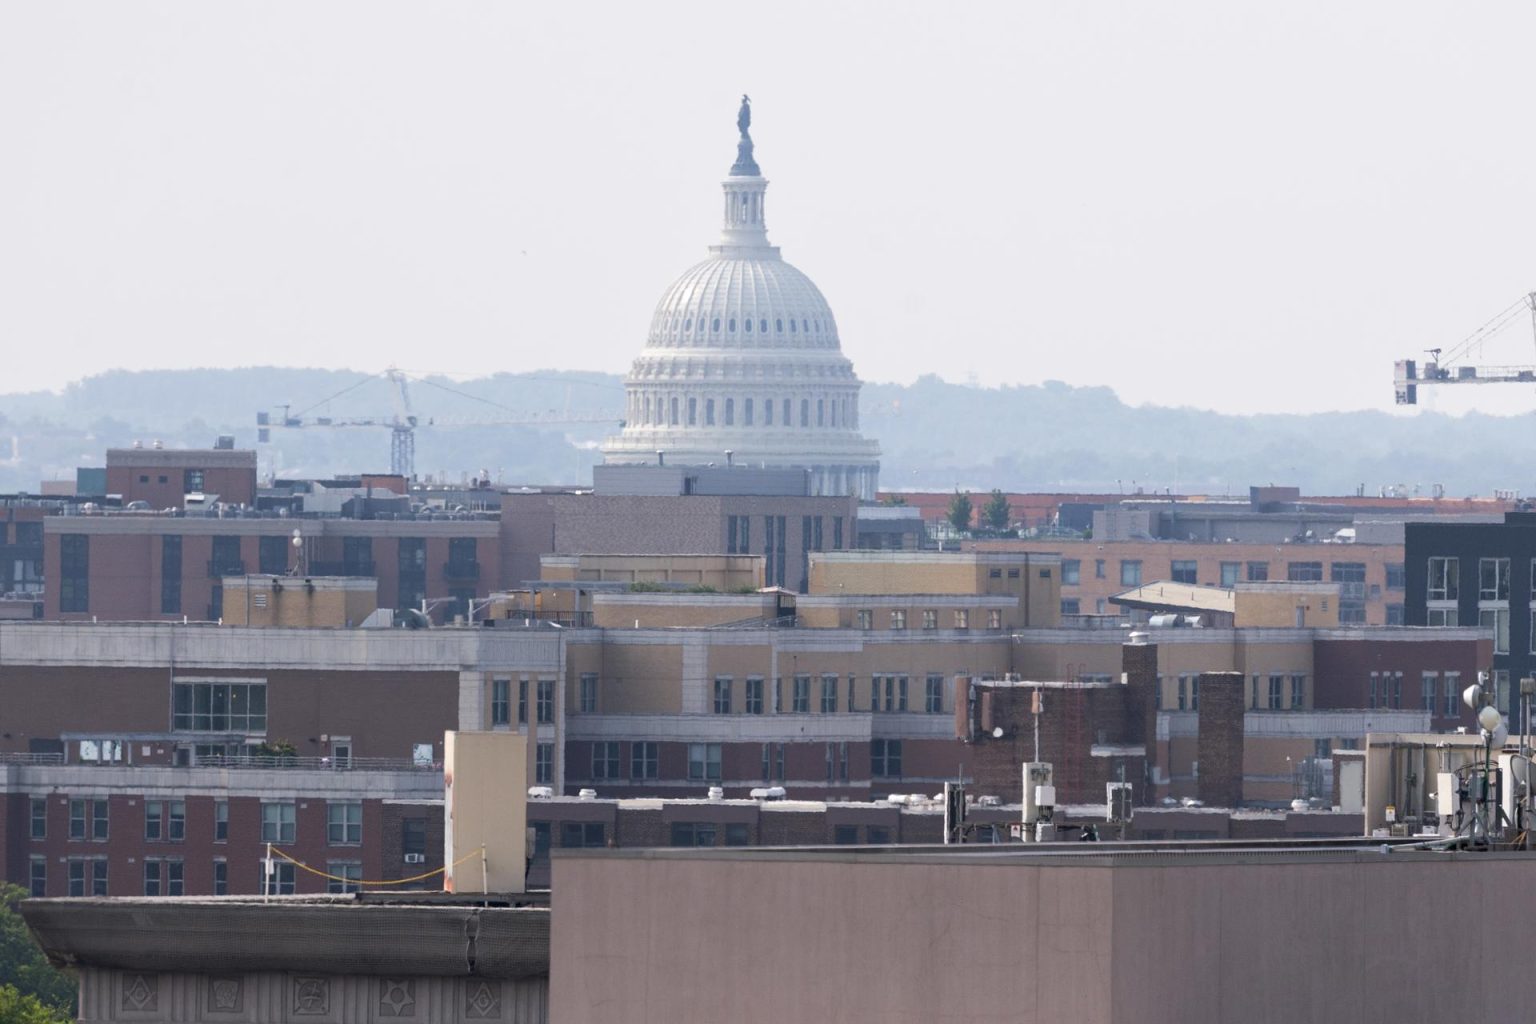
[307,561,378,577]
[443,560,481,581]
[207,560,246,578]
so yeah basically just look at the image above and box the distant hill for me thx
[0,367,1530,497]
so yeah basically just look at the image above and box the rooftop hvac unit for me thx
[403,853,425,864]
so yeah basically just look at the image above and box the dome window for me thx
[685,319,692,331]
[789,320,796,333]
[728,318,736,332]
[776,319,783,333]
[744,318,752,333]
[760,319,768,333]
[802,319,809,332]
[712,318,721,332]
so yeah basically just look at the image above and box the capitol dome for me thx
[602,99,881,500]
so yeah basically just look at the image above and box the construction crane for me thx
[1395,293,1536,405]
[256,367,622,479]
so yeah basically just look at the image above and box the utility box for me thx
[1106,782,1133,823]
[444,731,529,894]
[1022,762,1054,825]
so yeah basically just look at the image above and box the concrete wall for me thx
[551,848,1536,1024]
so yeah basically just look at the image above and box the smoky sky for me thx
[4,2,1536,417]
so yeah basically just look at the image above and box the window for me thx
[1120,560,1143,587]
[954,609,969,630]
[712,676,733,714]
[631,741,659,779]
[1387,603,1405,625]
[670,822,717,847]
[1480,558,1511,601]
[926,674,945,714]
[1268,675,1284,710]
[536,743,554,784]
[1246,561,1269,582]
[172,681,267,733]
[745,677,764,714]
[213,859,227,896]
[1481,608,1511,654]
[561,822,606,848]
[1219,562,1241,587]
[402,818,427,858]
[1444,672,1462,718]
[1428,606,1458,627]
[518,680,528,724]
[1061,598,1081,616]
[327,801,362,844]
[30,797,45,839]
[160,535,182,614]
[922,609,937,630]
[144,859,162,897]
[59,534,88,612]
[262,861,295,896]
[184,468,205,493]
[1370,672,1381,709]
[591,741,621,780]
[988,609,1003,630]
[260,535,290,575]
[856,609,873,630]
[1171,560,1198,584]
[1427,557,1459,601]
[215,800,228,842]
[1285,561,1321,583]
[492,678,512,725]
[726,823,751,846]
[1289,675,1305,710]
[871,739,902,778]
[834,824,859,845]
[821,674,838,713]
[688,743,722,781]
[1060,559,1081,585]
[1386,563,1406,590]
[536,679,555,724]
[792,675,810,713]
[327,862,362,894]
[1331,562,1367,624]
[261,802,296,844]
[145,801,185,842]
[69,858,108,897]
[29,857,45,898]
[890,608,906,630]
[1421,672,1437,713]
[70,799,109,840]
[727,515,751,554]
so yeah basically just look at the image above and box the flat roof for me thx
[21,895,549,979]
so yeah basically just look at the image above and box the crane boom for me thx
[256,368,622,478]
[1394,293,1536,405]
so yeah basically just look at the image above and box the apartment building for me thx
[0,622,561,898]
[976,537,1407,626]
[1404,510,1536,718]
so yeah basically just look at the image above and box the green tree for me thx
[0,886,74,1018]
[946,490,973,533]
[878,494,907,507]
[0,984,71,1024]
[983,489,1011,532]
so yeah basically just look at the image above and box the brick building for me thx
[105,445,258,508]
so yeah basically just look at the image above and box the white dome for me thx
[645,257,841,354]
[602,100,879,500]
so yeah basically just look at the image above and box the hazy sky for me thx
[6,2,1536,416]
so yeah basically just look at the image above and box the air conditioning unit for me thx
[403,853,425,864]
